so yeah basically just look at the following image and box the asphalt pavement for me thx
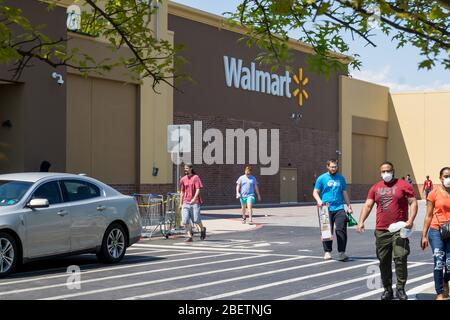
[0,200,441,300]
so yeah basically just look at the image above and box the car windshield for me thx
[0,180,33,206]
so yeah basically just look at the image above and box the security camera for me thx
[52,72,64,86]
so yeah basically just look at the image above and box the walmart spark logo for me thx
[292,67,309,106]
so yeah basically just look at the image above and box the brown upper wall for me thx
[168,14,343,131]
[0,0,67,173]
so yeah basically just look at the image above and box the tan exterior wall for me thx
[388,91,450,193]
[140,1,174,185]
[62,0,174,186]
[339,76,390,184]
[66,74,138,184]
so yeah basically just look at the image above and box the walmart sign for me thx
[223,55,309,106]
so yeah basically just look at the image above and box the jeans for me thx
[322,209,347,253]
[428,228,450,295]
[375,230,410,290]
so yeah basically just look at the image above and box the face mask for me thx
[444,177,450,188]
[381,172,393,183]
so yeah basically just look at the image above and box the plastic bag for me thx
[347,212,358,227]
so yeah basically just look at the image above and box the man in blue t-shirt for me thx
[313,159,353,261]
[236,166,261,225]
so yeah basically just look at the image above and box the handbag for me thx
[347,212,358,227]
[435,212,450,241]
[440,222,450,241]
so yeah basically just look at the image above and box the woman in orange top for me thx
[421,167,450,300]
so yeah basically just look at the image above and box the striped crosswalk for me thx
[0,242,435,300]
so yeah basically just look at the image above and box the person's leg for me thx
[392,231,410,298]
[333,210,348,255]
[322,210,334,254]
[444,239,450,297]
[375,230,394,291]
[247,196,255,224]
[428,228,446,295]
[240,197,247,222]
[192,204,206,240]
[181,204,193,241]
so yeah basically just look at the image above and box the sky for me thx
[171,0,449,93]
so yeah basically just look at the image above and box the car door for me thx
[25,180,71,258]
[60,179,106,251]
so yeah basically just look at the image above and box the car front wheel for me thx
[97,223,127,263]
[0,232,18,277]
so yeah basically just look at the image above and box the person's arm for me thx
[179,181,184,208]
[236,183,241,199]
[190,177,203,204]
[255,184,261,201]
[357,198,375,233]
[421,200,434,250]
[313,189,322,207]
[190,188,201,204]
[405,197,418,229]
[343,190,352,213]
[179,191,184,208]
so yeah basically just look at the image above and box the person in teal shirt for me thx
[313,159,353,261]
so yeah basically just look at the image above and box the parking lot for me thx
[0,221,437,300]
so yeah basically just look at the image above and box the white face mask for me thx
[381,172,393,183]
[443,177,450,188]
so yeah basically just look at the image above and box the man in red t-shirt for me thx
[357,161,418,300]
[422,175,433,198]
[179,164,206,242]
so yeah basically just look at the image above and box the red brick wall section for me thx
[173,112,339,205]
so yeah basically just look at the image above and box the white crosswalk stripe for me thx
[276,262,426,300]
[345,273,434,300]
[0,241,435,300]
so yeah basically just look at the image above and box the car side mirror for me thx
[27,198,49,209]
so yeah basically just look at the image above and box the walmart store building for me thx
[1,1,449,205]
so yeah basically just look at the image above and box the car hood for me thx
[0,206,19,214]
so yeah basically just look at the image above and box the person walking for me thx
[179,164,206,242]
[357,161,418,300]
[39,161,51,172]
[236,166,261,225]
[313,159,353,262]
[422,175,433,199]
[420,167,450,300]
[406,174,414,185]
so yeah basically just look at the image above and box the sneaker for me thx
[200,227,206,240]
[381,288,394,300]
[323,252,332,260]
[443,281,449,298]
[337,252,349,261]
[242,217,246,224]
[184,237,193,242]
[395,288,408,300]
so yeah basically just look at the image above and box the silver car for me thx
[0,172,142,277]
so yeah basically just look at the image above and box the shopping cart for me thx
[162,192,185,238]
[133,193,165,238]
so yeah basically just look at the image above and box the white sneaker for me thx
[337,252,349,261]
[323,252,332,260]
